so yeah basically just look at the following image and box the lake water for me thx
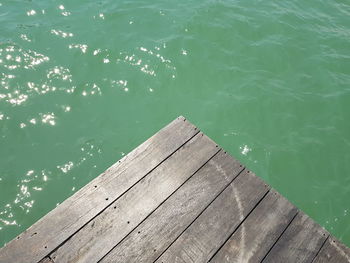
[1,0,350,247]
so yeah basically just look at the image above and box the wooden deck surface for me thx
[0,116,349,263]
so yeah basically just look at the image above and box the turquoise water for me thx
[1,0,350,247]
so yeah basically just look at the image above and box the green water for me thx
[1,0,350,248]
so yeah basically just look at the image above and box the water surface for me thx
[1,0,350,247]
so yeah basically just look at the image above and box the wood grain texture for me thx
[156,170,269,263]
[262,212,328,263]
[50,133,219,263]
[38,257,54,263]
[0,116,198,263]
[313,238,350,263]
[211,189,298,263]
[100,151,244,263]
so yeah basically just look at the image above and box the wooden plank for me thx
[0,116,198,263]
[210,190,298,263]
[100,152,248,263]
[155,170,269,263]
[313,237,350,263]
[50,132,219,263]
[38,257,54,263]
[262,212,328,263]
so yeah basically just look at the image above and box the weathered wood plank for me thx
[313,238,350,263]
[99,152,246,263]
[0,116,198,263]
[155,170,269,263]
[50,132,219,263]
[38,257,54,263]
[262,212,328,263]
[210,190,297,263]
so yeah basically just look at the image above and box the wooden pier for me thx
[0,116,349,263]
